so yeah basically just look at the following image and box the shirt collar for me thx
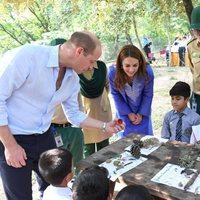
[47,45,59,68]
[94,61,98,69]
[174,106,189,115]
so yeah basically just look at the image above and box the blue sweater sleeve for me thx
[138,65,154,116]
[108,65,132,116]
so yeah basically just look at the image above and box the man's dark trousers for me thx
[0,128,56,200]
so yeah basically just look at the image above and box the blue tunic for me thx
[108,64,154,137]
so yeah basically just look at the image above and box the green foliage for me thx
[0,0,197,59]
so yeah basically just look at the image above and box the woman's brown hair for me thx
[114,44,147,90]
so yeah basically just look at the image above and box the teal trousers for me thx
[84,139,109,158]
[54,126,84,168]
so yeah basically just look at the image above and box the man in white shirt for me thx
[0,31,124,200]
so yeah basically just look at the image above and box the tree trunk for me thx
[182,0,193,23]
[125,30,133,45]
[114,34,119,51]
[132,13,148,60]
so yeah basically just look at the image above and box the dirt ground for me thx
[0,66,192,199]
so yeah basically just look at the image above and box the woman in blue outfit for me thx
[108,44,154,137]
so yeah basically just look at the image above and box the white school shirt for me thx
[0,44,87,135]
[43,185,72,200]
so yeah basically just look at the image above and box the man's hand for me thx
[0,125,27,168]
[4,144,27,168]
[104,119,125,136]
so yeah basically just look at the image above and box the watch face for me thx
[102,122,106,132]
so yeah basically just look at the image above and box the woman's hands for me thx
[128,113,142,125]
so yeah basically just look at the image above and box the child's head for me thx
[72,166,111,200]
[115,185,153,200]
[169,81,190,112]
[38,148,73,186]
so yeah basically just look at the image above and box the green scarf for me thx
[79,61,107,98]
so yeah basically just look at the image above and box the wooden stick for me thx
[184,169,200,190]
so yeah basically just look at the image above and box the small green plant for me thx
[179,155,196,168]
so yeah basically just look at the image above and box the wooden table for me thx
[77,133,200,200]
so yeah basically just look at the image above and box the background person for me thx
[141,35,152,63]
[108,44,154,137]
[51,103,84,174]
[171,37,180,66]
[178,36,187,66]
[187,6,200,115]
[79,60,113,157]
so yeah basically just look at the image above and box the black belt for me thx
[51,122,72,128]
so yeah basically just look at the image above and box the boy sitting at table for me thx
[161,81,200,143]
[38,148,74,200]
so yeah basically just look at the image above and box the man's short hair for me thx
[169,81,191,98]
[72,166,110,200]
[69,32,97,55]
[38,148,72,186]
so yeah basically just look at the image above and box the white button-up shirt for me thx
[0,44,87,135]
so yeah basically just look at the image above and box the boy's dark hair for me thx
[115,185,153,200]
[72,166,110,200]
[169,81,191,98]
[38,148,72,186]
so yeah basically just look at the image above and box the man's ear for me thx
[76,47,84,56]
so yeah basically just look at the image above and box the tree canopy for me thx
[0,0,199,61]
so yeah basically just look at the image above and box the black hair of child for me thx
[38,148,72,186]
[115,184,154,200]
[72,165,110,200]
[169,81,190,98]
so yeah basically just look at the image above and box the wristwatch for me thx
[101,122,107,132]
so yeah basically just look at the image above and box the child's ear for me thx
[65,172,73,183]
[185,97,189,102]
